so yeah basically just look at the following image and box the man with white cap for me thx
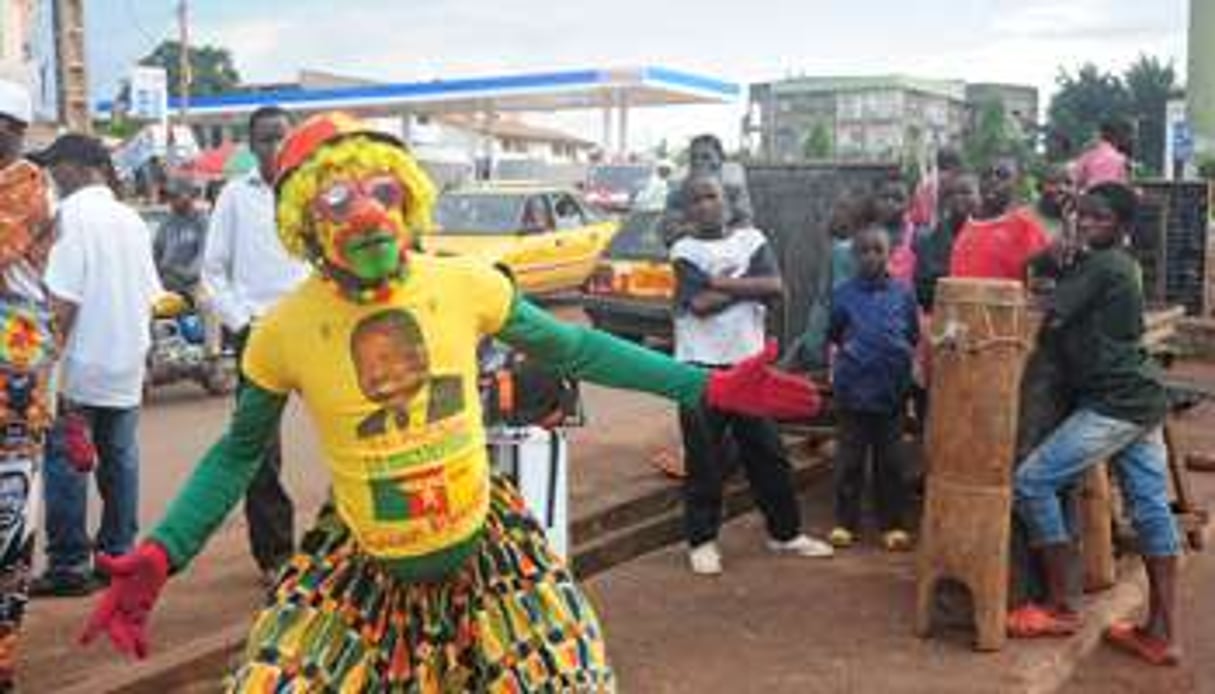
[0,78,32,164]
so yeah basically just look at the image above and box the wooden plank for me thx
[1143,306,1185,353]
[1164,421,1206,551]
[1145,306,1186,330]
[1080,465,1116,592]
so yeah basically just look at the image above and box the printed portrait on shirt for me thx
[349,309,463,439]
[0,468,29,563]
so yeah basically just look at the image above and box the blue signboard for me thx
[1173,121,1194,162]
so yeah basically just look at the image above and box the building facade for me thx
[964,82,1039,132]
[747,75,970,163]
[1,0,58,130]
[746,75,1038,164]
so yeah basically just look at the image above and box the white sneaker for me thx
[688,541,723,575]
[767,534,834,558]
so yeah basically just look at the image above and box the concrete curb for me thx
[574,454,831,577]
[60,622,248,694]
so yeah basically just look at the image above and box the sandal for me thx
[649,448,686,480]
[1007,603,1081,638]
[881,529,913,552]
[828,527,855,549]
[1104,621,1180,667]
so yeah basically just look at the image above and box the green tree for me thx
[963,99,1029,171]
[1045,64,1130,161]
[802,121,833,160]
[140,40,241,98]
[1123,54,1176,176]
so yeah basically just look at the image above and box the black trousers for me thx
[234,327,295,572]
[834,408,906,532]
[679,403,801,547]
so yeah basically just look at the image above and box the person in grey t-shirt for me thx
[154,178,207,295]
[662,134,753,245]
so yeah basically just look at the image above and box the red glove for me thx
[79,541,170,659]
[705,341,821,420]
[62,411,97,473]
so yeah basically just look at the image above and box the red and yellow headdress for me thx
[274,112,437,261]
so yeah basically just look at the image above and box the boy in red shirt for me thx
[949,157,1049,281]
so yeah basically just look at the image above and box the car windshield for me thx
[434,193,524,234]
[588,166,650,193]
[606,211,666,260]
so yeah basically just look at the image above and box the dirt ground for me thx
[1062,361,1215,694]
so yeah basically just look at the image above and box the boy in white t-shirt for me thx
[670,176,832,575]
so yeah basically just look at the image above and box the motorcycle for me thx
[146,291,236,396]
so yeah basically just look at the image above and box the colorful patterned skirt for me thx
[229,476,614,693]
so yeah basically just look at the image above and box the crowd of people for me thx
[0,60,1184,690]
[645,117,1177,670]
[651,121,1175,668]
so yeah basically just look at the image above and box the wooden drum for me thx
[915,278,1031,651]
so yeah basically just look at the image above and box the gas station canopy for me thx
[111,66,740,125]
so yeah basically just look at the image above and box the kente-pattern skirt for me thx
[228,476,613,693]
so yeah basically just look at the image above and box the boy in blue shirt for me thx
[827,225,919,551]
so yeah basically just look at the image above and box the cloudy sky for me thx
[87,0,1188,148]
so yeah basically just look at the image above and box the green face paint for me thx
[341,230,403,281]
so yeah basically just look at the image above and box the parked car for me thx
[584,164,652,213]
[582,208,674,345]
[423,183,618,294]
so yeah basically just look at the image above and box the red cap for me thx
[274,112,401,191]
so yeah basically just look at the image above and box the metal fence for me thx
[1131,180,1211,315]
[745,163,899,344]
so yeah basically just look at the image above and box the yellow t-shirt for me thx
[243,256,514,560]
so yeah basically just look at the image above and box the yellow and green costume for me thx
[149,114,710,692]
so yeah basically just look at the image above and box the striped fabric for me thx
[229,476,614,693]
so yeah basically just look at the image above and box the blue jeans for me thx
[1014,409,1179,558]
[42,406,140,577]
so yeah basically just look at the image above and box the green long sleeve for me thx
[496,297,708,408]
[150,384,288,570]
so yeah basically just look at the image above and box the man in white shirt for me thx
[31,134,163,597]
[634,159,674,210]
[202,106,306,583]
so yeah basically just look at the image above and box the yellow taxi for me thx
[423,183,619,294]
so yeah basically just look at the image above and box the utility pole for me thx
[1190,0,1215,159]
[51,0,88,132]
[178,0,190,126]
